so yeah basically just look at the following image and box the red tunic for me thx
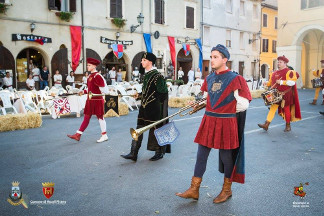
[83,72,106,116]
[194,70,251,150]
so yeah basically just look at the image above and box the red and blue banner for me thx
[182,43,190,56]
[112,44,124,59]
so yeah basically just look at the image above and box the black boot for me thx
[121,140,141,161]
[149,146,165,161]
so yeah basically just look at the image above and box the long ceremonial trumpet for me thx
[88,91,136,99]
[130,97,206,141]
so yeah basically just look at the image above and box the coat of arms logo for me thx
[7,181,28,208]
[42,182,55,199]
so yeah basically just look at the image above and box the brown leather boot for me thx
[213,177,232,204]
[67,133,81,141]
[258,121,270,131]
[176,176,202,200]
[309,99,317,105]
[284,123,291,132]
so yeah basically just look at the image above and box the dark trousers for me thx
[136,124,164,153]
[194,144,234,178]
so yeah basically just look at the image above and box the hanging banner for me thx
[104,95,119,115]
[143,33,152,53]
[154,122,180,146]
[70,26,82,72]
[12,34,52,43]
[112,44,124,59]
[182,43,190,56]
[195,39,203,73]
[168,36,176,76]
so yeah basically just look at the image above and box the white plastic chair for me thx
[0,91,18,115]
[18,91,39,113]
[115,85,138,111]
[36,90,53,114]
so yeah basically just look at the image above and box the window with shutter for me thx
[155,0,165,24]
[70,0,76,12]
[263,14,267,27]
[48,0,57,10]
[110,0,122,18]
[272,40,277,53]
[186,6,194,29]
[262,39,268,52]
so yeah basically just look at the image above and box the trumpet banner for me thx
[154,121,180,146]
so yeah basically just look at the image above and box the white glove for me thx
[234,89,249,113]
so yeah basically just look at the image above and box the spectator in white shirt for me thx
[53,69,63,88]
[109,67,116,85]
[32,64,40,90]
[195,67,202,80]
[187,67,195,82]
[178,67,184,80]
[82,71,89,85]
[26,74,35,90]
[3,72,13,91]
[66,71,75,88]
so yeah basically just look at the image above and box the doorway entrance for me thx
[103,51,128,81]
[177,48,193,84]
[16,48,44,89]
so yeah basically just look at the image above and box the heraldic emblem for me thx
[42,182,55,199]
[7,181,28,208]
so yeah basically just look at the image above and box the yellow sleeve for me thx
[282,70,298,85]
[266,72,273,87]
[313,70,320,77]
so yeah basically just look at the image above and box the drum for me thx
[311,78,323,88]
[261,89,283,106]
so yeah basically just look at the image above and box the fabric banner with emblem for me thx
[53,98,71,116]
[182,43,190,56]
[104,95,119,115]
[154,121,180,146]
[112,44,124,59]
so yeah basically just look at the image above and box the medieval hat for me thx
[87,57,101,66]
[211,44,230,60]
[277,55,289,63]
[142,52,156,65]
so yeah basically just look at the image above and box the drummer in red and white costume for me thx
[67,57,108,143]
[258,55,302,132]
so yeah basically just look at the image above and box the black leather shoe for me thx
[320,111,324,115]
[120,140,140,161]
[120,152,138,161]
[149,153,164,161]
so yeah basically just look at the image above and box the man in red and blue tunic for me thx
[67,57,108,143]
[176,44,252,204]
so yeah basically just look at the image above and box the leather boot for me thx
[284,122,291,132]
[120,140,141,161]
[321,101,324,105]
[149,147,165,161]
[309,99,317,105]
[176,176,202,200]
[67,133,81,141]
[213,177,232,204]
[258,120,270,131]
[319,111,324,115]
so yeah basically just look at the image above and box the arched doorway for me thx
[103,51,128,81]
[261,64,269,79]
[51,48,68,88]
[132,51,145,71]
[297,29,324,88]
[16,48,45,89]
[177,48,193,84]
[0,45,15,88]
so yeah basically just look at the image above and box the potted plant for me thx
[111,18,126,28]
[55,11,74,22]
[0,3,9,14]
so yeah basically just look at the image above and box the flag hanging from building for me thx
[168,36,176,76]
[70,26,82,72]
[195,39,203,73]
[112,44,124,59]
[182,43,190,56]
